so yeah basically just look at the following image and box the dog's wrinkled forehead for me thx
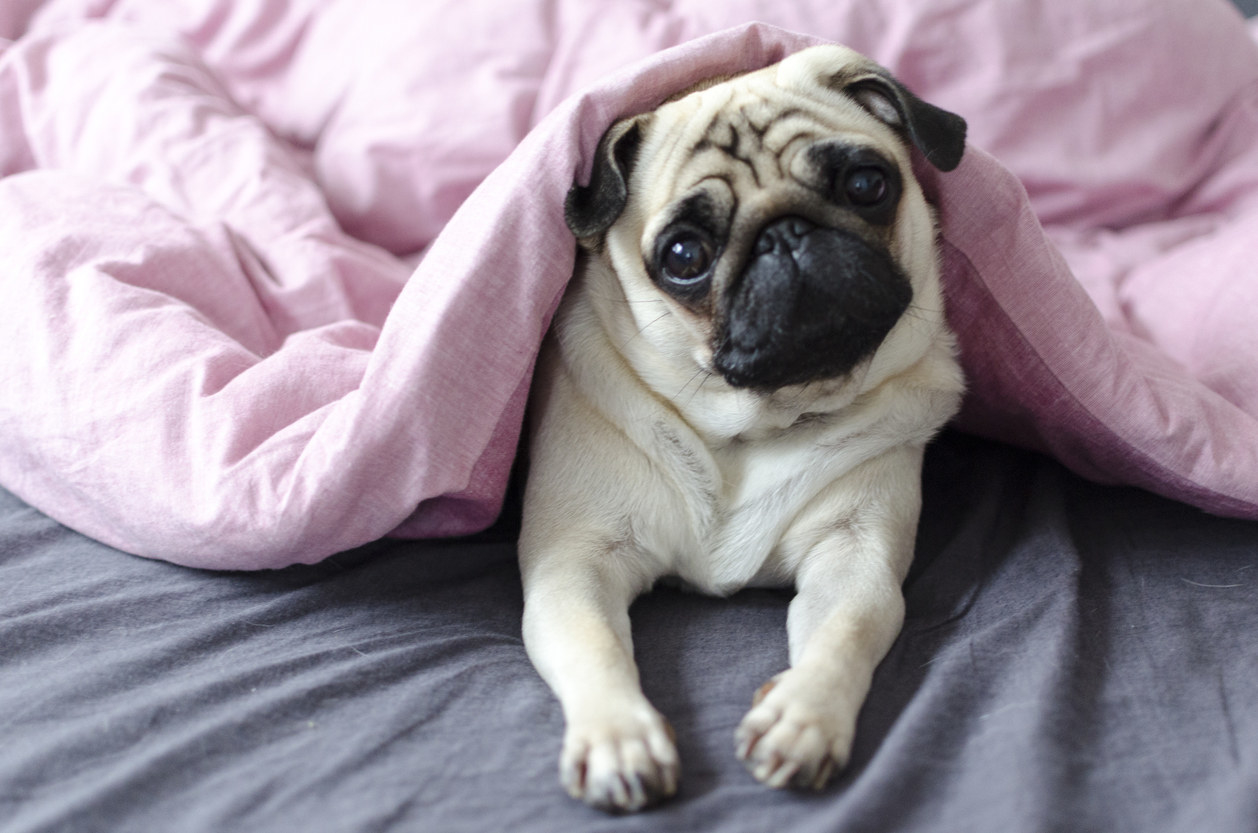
[563,45,966,243]
[645,62,889,207]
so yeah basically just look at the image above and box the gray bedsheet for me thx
[3,432,1256,833]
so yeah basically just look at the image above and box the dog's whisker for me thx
[585,291,667,306]
[669,367,711,405]
[617,310,671,352]
[680,370,714,408]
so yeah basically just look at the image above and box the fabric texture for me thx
[2,0,1258,568]
[2,433,1256,832]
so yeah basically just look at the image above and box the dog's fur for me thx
[519,45,967,811]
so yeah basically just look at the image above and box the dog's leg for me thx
[521,547,678,811]
[734,447,922,790]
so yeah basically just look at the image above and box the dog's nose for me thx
[753,216,818,257]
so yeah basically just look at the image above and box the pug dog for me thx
[519,44,967,812]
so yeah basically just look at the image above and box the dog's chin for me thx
[690,344,869,416]
[709,315,900,395]
[711,348,868,393]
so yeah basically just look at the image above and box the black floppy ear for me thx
[564,114,649,241]
[837,70,967,172]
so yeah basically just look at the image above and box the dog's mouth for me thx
[711,216,912,391]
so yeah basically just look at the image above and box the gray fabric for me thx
[2,433,1256,833]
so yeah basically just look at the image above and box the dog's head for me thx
[565,45,966,397]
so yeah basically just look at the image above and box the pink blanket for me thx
[2,0,1257,569]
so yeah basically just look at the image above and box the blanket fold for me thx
[1,0,1256,568]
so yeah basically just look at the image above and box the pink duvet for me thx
[1,0,1257,569]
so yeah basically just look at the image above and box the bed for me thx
[2,1,1257,831]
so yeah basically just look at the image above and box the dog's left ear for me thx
[564,114,651,242]
[834,69,967,172]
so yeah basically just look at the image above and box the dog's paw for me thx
[560,704,679,812]
[734,671,855,791]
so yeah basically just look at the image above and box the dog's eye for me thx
[843,166,889,206]
[661,235,713,284]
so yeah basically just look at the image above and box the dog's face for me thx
[565,46,966,399]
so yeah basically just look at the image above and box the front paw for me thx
[734,671,855,791]
[560,705,680,812]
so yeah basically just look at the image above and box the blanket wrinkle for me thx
[0,0,1257,569]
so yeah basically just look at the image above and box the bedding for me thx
[2,0,1258,568]
[3,1,1258,832]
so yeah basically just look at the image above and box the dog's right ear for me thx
[564,114,649,242]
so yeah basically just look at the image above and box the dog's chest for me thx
[644,420,849,595]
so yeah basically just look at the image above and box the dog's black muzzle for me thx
[712,216,912,391]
